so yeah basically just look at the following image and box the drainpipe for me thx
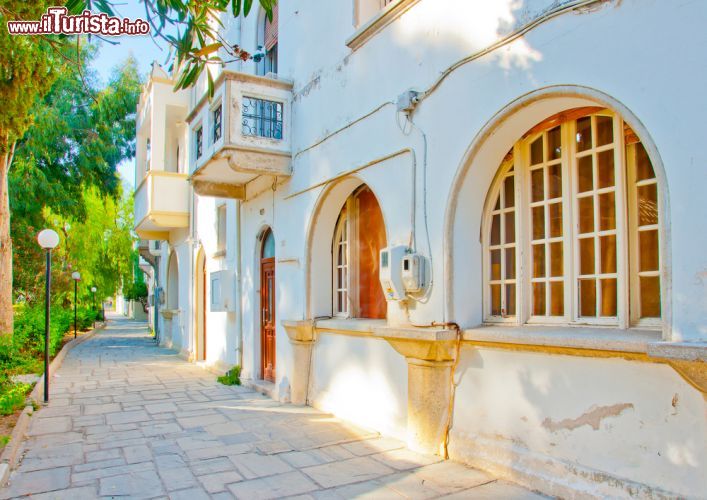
[237,199,244,369]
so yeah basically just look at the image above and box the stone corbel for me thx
[373,326,459,456]
[282,320,316,405]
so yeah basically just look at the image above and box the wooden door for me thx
[260,257,276,382]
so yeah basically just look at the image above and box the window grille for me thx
[242,97,283,140]
[212,105,222,143]
[195,127,203,159]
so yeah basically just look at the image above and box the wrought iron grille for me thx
[242,97,283,140]
[195,127,203,158]
[212,105,222,143]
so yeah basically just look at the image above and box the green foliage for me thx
[0,383,30,416]
[217,366,242,386]
[0,435,10,448]
[66,0,275,96]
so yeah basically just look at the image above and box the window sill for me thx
[346,0,421,51]
[647,341,707,362]
[212,249,226,259]
[463,324,662,355]
[315,318,387,337]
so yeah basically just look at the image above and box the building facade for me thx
[134,1,707,497]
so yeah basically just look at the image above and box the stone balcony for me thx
[187,71,293,199]
[134,171,190,240]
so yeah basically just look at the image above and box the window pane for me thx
[491,284,501,316]
[550,242,563,277]
[637,184,658,226]
[578,197,594,233]
[550,281,564,316]
[356,188,387,319]
[504,212,515,244]
[579,238,595,275]
[548,164,562,199]
[505,284,516,316]
[640,276,661,318]
[579,279,596,317]
[530,137,543,165]
[576,116,592,152]
[504,176,515,208]
[505,248,516,279]
[547,126,561,160]
[577,156,593,193]
[600,278,617,317]
[599,192,616,230]
[533,244,546,278]
[491,214,501,246]
[597,150,615,188]
[533,282,546,316]
[639,230,660,272]
[532,206,545,240]
[635,142,655,181]
[549,202,563,238]
[494,194,500,211]
[596,115,613,146]
[600,235,617,274]
[531,168,544,202]
[490,249,501,280]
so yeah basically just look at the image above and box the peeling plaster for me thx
[542,403,634,432]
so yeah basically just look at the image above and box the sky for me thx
[89,0,173,191]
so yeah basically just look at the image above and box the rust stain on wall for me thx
[542,403,634,432]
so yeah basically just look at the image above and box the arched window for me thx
[483,109,661,328]
[333,186,387,319]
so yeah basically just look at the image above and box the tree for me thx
[10,56,142,306]
[66,0,277,93]
[0,1,66,334]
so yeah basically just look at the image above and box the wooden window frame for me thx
[482,110,661,330]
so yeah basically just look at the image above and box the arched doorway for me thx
[260,229,276,382]
[195,248,206,361]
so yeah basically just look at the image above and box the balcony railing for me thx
[187,71,293,199]
[134,171,189,240]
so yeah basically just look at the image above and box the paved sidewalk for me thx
[1,318,543,499]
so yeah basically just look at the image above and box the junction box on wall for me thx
[210,270,236,312]
[380,246,428,300]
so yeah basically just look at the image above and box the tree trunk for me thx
[0,144,14,336]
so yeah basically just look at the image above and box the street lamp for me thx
[71,272,81,339]
[37,229,59,404]
[90,286,97,328]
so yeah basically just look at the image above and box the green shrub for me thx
[0,383,30,415]
[217,366,242,386]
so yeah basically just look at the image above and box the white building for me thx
[134,1,707,496]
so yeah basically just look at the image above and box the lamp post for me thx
[91,286,97,328]
[37,229,59,404]
[71,272,81,339]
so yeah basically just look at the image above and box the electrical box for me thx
[148,240,162,256]
[396,90,420,114]
[379,246,407,301]
[402,254,427,293]
[210,270,235,312]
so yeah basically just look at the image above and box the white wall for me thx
[450,347,707,497]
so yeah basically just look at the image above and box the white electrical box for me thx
[402,254,427,293]
[210,270,235,312]
[379,246,407,301]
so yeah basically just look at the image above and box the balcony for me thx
[134,171,190,240]
[187,71,293,199]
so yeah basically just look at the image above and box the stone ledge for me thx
[463,325,660,354]
[647,341,707,362]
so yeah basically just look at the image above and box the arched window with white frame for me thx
[483,108,662,328]
[332,185,387,319]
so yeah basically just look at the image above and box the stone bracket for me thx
[282,320,317,405]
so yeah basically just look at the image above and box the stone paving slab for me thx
[0,317,545,499]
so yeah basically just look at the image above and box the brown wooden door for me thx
[260,257,276,382]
